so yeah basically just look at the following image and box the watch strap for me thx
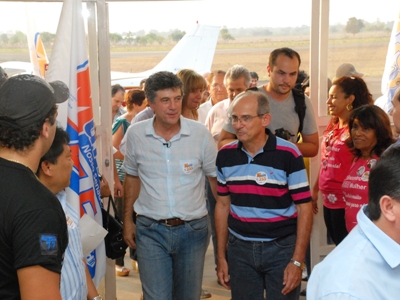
[290,259,305,270]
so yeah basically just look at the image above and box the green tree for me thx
[109,33,123,45]
[125,31,134,45]
[40,32,55,46]
[145,32,164,45]
[135,36,148,46]
[220,27,235,42]
[9,31,26,46]
[0,34,8,45]
[169,30,185,43]
[345,17,364,36]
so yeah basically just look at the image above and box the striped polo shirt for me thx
[216,129,311,241]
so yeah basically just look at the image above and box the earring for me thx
[346,104,353,111]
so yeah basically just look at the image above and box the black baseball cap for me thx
[0,74,69,127]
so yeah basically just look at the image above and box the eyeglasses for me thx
[231,114,263,124]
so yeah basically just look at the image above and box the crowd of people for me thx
[1,46,400,300]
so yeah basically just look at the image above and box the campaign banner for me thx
[376,8,400,112]
[46,0,106,286]
[25,3,48,78]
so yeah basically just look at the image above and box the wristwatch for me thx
[92,296,103,300]
[290,259,306,271]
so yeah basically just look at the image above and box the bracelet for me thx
[290,259,306,271]
[92,296,103,300]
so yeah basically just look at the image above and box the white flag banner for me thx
[375,7,400,112]
[46,0,106,287]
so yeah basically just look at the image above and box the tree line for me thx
[0,19,393,48]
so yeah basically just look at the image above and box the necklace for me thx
[7,159,39,180]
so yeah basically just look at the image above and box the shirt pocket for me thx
[179,159,200,185]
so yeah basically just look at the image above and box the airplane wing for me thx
[1,23,221,88]
[0,61,33,77]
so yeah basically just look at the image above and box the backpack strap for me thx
[292,88,306,134]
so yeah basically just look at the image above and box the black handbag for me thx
[101,196,128,259]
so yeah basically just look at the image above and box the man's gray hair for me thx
[224,65,251,88]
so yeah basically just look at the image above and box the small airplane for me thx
[0,23,221,87]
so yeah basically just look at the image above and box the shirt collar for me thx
[236,128,276,153]
[145,115,190,141]
[358,205,400,268]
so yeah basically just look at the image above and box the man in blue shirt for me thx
[308,146,400,299]
[122,71,218,300]
[37,127,102,300]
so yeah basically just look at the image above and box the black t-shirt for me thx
[0,158,68,299]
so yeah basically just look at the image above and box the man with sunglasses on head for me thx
[215,90,313,300]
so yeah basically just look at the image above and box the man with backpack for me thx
[218,47,319,158]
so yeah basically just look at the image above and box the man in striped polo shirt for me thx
[215,90,313,300]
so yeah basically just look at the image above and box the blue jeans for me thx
[228,233,300,300]
[136,215,208,300]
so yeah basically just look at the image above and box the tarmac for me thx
[115,243,307,300]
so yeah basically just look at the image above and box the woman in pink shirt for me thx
[312,77,373,245]
[342,105,394,231]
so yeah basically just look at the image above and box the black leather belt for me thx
[158,218,185,226]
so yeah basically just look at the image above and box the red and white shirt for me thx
[342,156,378,231]
[319,124,353,209]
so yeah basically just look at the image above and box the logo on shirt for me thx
[255,171,267,185]
[66,215,76,229]
[340,131,350,141]
[183,162,194,174]
[361,171,370,182]
[356,166,365,176]
[327,193,337,204]
[39,234,58,256]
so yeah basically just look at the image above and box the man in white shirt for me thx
[308,146,400,299]
[198,70,228,124]
[122,71,218,300]
[203,65,251,280]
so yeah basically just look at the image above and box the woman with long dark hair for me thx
[312,76,373,245]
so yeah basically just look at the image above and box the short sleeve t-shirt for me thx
[0,158,68,299]
[319,125,354,209]
[342,156,377,231]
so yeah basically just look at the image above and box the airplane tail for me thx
[110,23,220,87]
[25,3,49,78]
[151,24,220,74]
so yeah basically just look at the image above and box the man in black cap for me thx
[0,74,70,299]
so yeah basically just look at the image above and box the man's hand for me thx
[282,262,302,295]
[114,179,123,198]
[311,185,319,214]
[216,258,231,290]
[123,219,137,249]
[100,176,111,198]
